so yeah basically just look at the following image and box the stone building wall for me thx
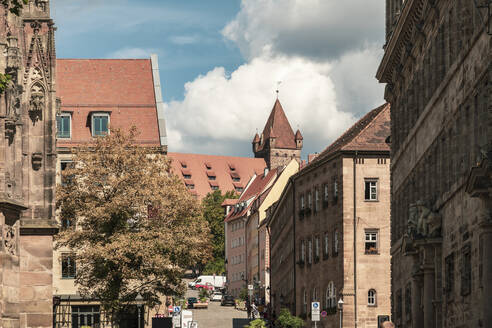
[267,182,296,317]
[377,0,491,327]
[0,1,58,327]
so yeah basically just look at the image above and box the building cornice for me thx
[376,0,424,83]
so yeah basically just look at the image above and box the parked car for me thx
[188,280,196,289]
[221,295,235,306]
[187,297,198,309]
[210,292,223,302]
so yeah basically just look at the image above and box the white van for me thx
[189,275,226,289]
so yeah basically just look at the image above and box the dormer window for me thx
[56,112,71,139]
[231,172,240,182]
[91,113,110,136]
[229,163,236,171]
[207,170,216,181]
[180,161,187,168]
[205,162,212,170]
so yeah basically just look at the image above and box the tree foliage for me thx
[200,189,238,274]
[244,319,266,328]
[56,128,211,313]
[275,308,304,328]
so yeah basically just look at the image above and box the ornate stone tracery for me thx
[3,225,16,256]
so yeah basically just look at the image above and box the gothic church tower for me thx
[0,1,57,327]
[252,99,302,169]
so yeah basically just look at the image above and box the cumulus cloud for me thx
[165,0,386,156]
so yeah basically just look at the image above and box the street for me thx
[185,286,248,328]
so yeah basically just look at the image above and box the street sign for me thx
[248,284,253,290]
[311,302,320,322]
[321,311,327,317]
[174,306,181,314]
[168,305,174,313]
[172,315,181,328]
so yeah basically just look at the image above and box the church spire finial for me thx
[276,81,282,99]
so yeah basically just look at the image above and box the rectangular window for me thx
[300,194,305,209]
[92,113,109,136]
[56,113,71,139]
[364,179,378,201]
[314,236,320,261]
[333,230,339,256]
[324,184,329,200]
[308,192,312,209]
[60,160,73,186]
[315,188,319,212]
[333,179,338,202]
[61,253,76,279]
[365,231,379,254]
[300,240,305,262]
[308,239,313,264]
[71,305,100,328]
[324,233,329,258]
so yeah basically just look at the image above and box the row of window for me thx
[302,284,378,314]
[298,179,379,218]
[230,254,244,265]
[231,236,244,248]
[231,220,245,232]
[299,230,380,265]
[56,112,110,139]
[230,271,245,282]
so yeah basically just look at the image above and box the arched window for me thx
[368,289,377,306]
[326,281,336,309]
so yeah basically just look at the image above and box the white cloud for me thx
[165,0,386,156]
[106,47,156,59]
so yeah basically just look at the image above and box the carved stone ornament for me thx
[407,200,442,240]
[6,79,22,122]
[29,83,44,121]
[3,225,16,256]
[35,0,48,12]
[31,152,42,170]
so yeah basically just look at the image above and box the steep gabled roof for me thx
[258,99,297,150]
[311,103,390,164]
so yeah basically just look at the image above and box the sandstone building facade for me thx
[267,104,392,328]
[0,1,58,327]
[377,1,491,327]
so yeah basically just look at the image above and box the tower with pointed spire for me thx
[252,99,302,169]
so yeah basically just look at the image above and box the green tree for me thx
[56,127,211,315]
[244,319,266,328]
[275,308,304,328]
[201,189,238,275]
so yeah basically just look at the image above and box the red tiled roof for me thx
[206,170,216,177]
[230,172,240,179]
[295,129,303,140]
[258,99,297,151]
[167,153,267,200]
[56,59,160,147]
[221,199,239,206]
[311,103,390,164]
[224,168,278,222]
[181,169,192,176]
[209,180,219,187]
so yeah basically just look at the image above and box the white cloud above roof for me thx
[165,0,386,157]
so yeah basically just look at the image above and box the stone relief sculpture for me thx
[5,78,21,121]
[407,201,442,239]
[28,82,44,121]
[3,225,16,256]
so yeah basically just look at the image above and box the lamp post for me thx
[135,293,144,328]
[338,298,344,328]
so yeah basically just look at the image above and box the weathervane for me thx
[276,81,282,98]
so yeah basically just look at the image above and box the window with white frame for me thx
[368,289,377,306]
[313,287,318,302]
[300,194,305,209]
[61,253,76,279]
[324,184,329,201]
[308,192,312,209]
[56,112,71,139]
[333,179,338,200]
[365,230,379,254]
[364,179,378,201]
[308,239,313,264]
[303,290,307,314]
[327,282,336,309]
[91,113,110,136]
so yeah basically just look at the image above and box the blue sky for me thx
[53,0,243,102]
[52,0,386,158]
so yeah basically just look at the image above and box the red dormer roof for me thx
[257,99,297,151]
[295,129,303,140]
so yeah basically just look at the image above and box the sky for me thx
[52,0,387,158]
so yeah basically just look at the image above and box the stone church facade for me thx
[0,1,58,327]
[377,1,491,327]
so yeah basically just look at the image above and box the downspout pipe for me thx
[353,151,358,328]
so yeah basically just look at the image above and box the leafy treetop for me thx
[56,127,211,313]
